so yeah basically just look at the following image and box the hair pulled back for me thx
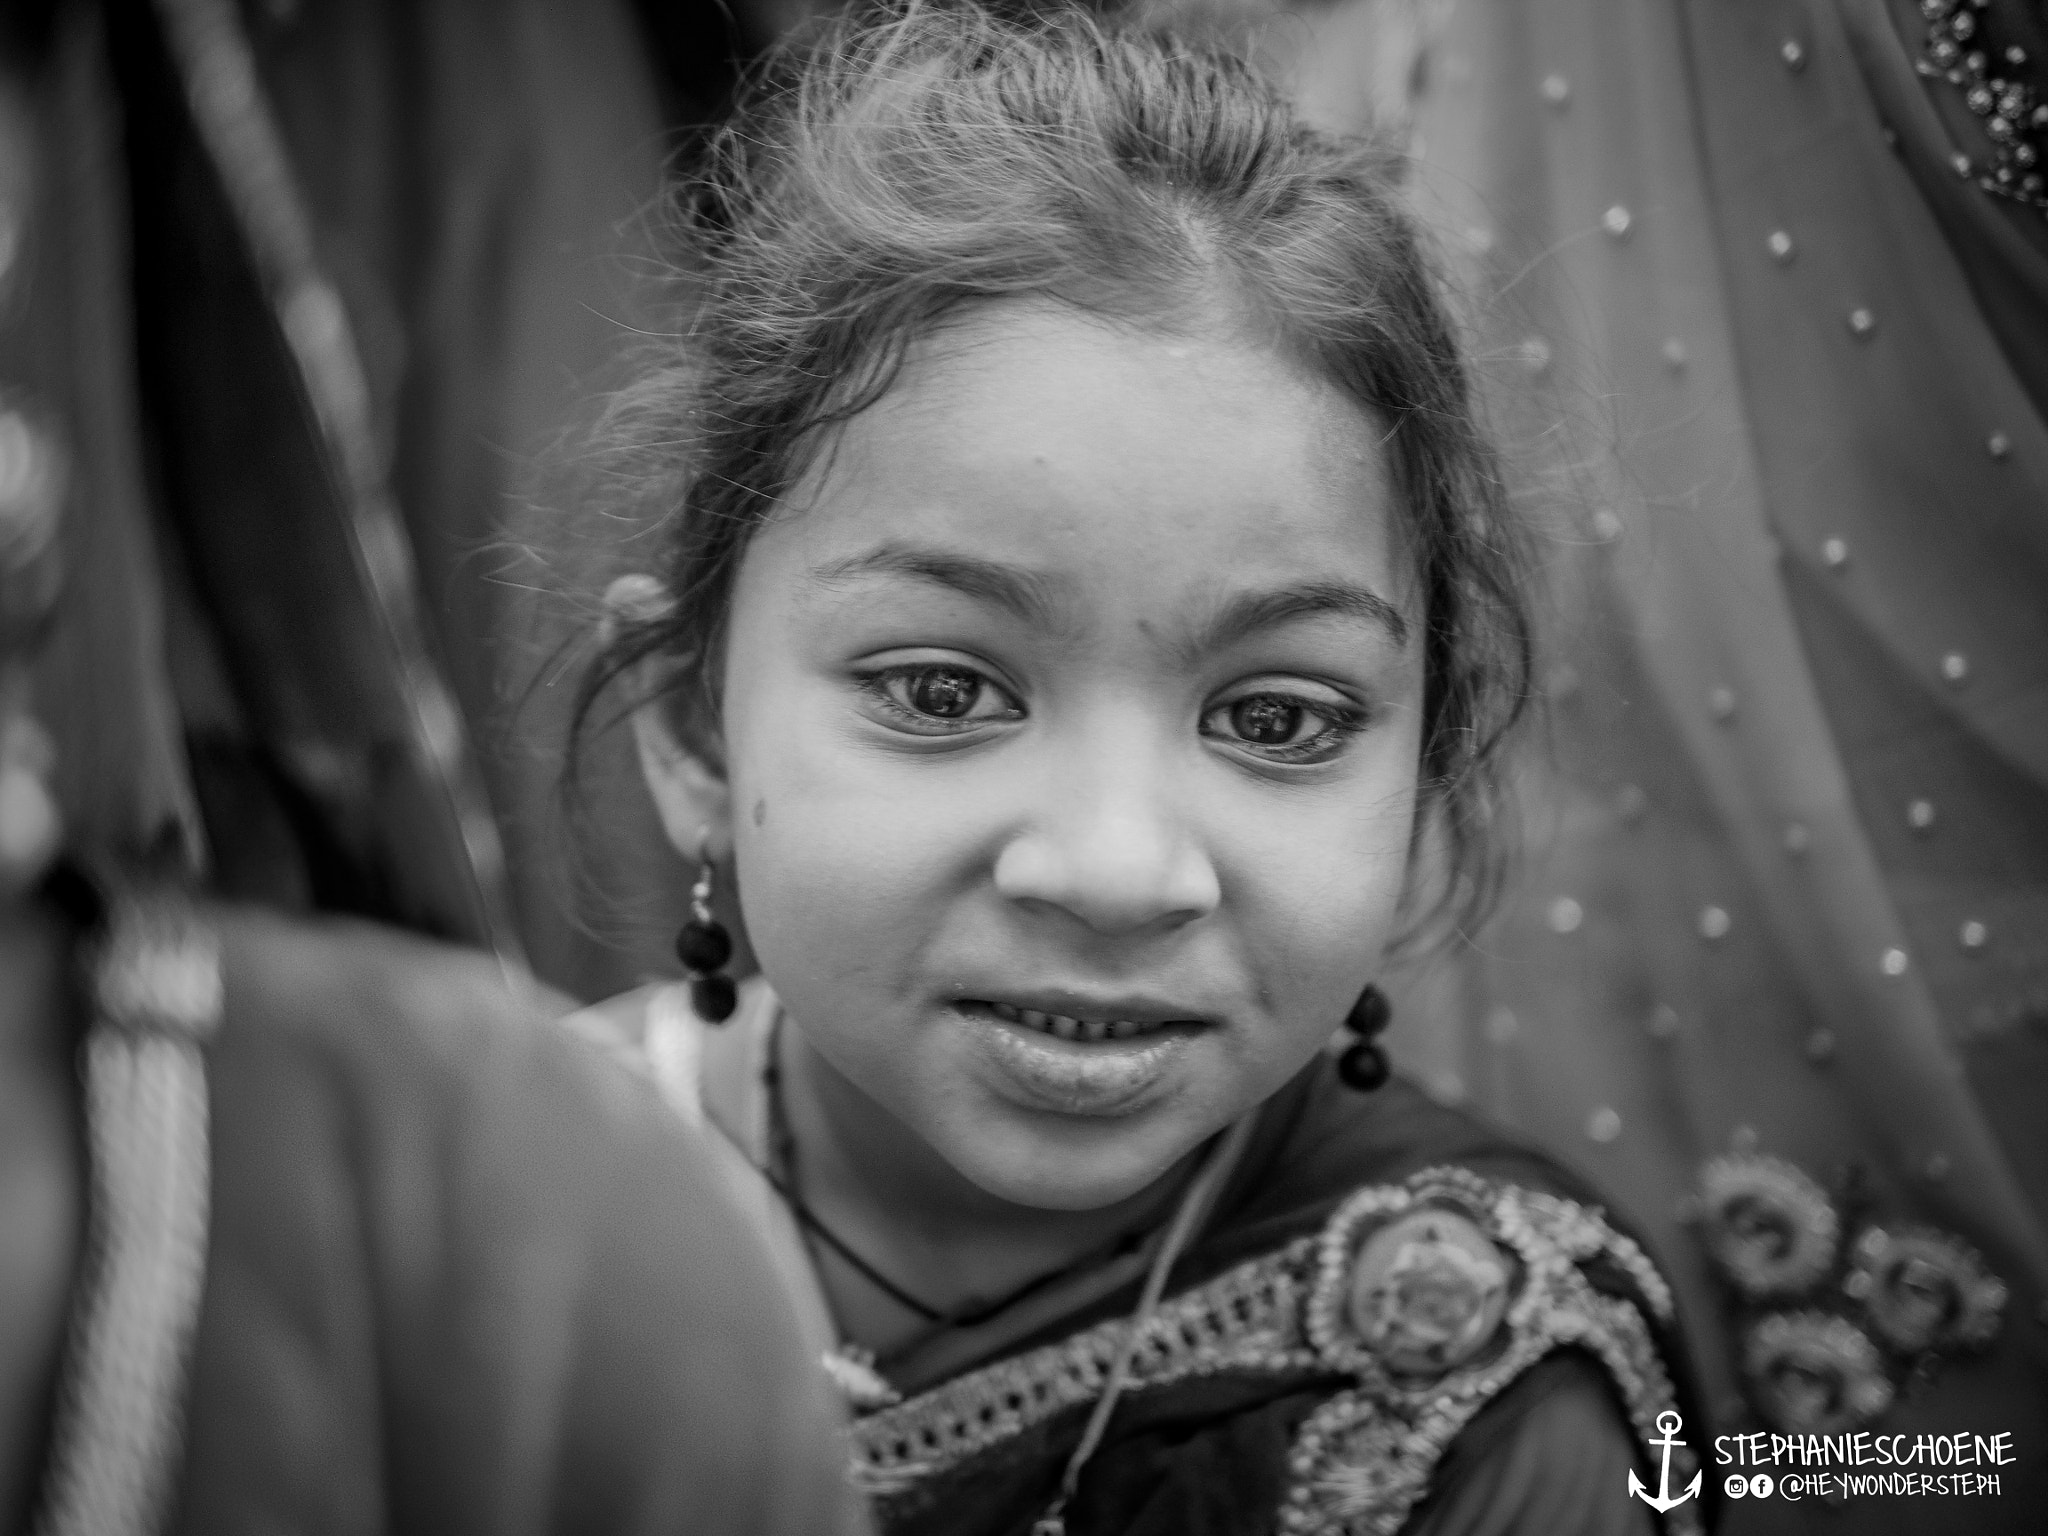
[573,0,1532,941]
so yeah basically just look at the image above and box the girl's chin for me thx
[933,1107,1219,1214]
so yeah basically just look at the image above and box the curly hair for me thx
[569,0,1532,942]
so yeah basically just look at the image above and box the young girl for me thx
[570,5,1705,1532]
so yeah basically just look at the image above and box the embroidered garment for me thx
[584,982,1710,1536]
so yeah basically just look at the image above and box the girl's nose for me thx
[991,755,1222,936]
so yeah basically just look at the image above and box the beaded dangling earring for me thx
[674,829,737,1023]
[1337,983,1393,1092]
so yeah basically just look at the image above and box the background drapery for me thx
[1301,0,2048,1526]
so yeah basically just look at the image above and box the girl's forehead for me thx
[757,303,1411,607]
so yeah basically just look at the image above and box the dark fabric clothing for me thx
[164,904,865,1536]
[868,1068,1704,1536]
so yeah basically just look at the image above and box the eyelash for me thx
[859,663,1371,765]
[855,664,1024,734]
[1200,693,1370,765]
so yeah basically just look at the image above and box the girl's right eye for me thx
[858,663,1023,733]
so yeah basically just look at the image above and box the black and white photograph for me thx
[1,1,2042,1533]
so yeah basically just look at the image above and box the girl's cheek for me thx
[1247,809,1412,1019]
[734,740,963,980]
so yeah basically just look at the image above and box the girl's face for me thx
[715,302,1424,1212]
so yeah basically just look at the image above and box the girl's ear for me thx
[607,575,732,862]
[632,691,730,862]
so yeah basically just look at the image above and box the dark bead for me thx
[674,918,733,974]
[691,972,738,1023]
[1337,1042,1391,1092]
[37,857,108,934]
[1343,984,1393,1038]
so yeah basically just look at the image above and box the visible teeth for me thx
[985,1005,1169,1042]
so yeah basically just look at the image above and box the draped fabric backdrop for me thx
[1266,0,2048,1528]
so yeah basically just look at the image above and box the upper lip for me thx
[955,987,1217,1027]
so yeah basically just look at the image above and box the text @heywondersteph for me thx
[1716,1431,2014,1501]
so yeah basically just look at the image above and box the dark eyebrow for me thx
[1188,580,1410,657]
[808,543,1067,629]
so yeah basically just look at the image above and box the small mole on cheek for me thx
[752,797,767,828]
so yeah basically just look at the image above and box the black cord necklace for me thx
[760,1021,1148,1332]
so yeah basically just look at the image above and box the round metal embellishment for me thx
[1844,1227,2006,1354]
[1743,1313,1893,1434]
[1345,1208,1511,1376]
[1698,1154,1840,1299]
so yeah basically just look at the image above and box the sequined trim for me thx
[1279,1168,1698,1536]
[852,1168,1693,1536]
[1740,1312,1894,1435]
[1696,1154,1839,1300]
[1914,0,2048,218]
[1843,1224,2006,1354]
[34,891,219,1536]
[1683,1150,2008,1432]
[852,1240,1318,1497]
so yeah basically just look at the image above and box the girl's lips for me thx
[952,1001,1203,1116]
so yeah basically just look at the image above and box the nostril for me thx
[992,826,1220,935]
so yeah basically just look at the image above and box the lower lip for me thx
[955,1006,1199,1117]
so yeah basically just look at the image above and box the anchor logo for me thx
[1628,1410,1703,1513]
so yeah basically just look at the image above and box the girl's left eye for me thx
[1201,691,1365,762]
[860,664,1022,731]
